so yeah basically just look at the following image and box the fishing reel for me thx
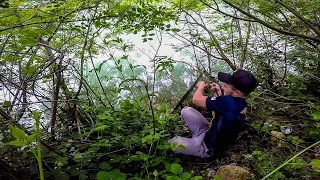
[203,84,212,94]
[204,83,224,96]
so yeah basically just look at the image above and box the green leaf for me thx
[181,172,192,179]
[309,130,320,135]
[165,163,172,172]
[9,125,26,140]
[170,163,183,174]
[69,167,80,176]
[55,157,69,167]
[99,162,112,171]
[96,171,108,180]
[213,175,222,180]
[142,137,147,143]
[178,144,186,150]
[92,125,109,132]
[109,154,122,163]
[26,133,37,144]
[97,114,109,120]
[166,175,181,180]
[74,153,83,160]
[191,176,203,180]
[137,151,149,161]
[171,143,177,151]
[7,140,27,146]
[25,65,37,76]
[79,174,88,180]
[310,159,320,169]
[33,111,41,121]
[2,101,11,107]
[270,171,285,179]
[96,170,126,180]
[153,170,158,177]
[311,112,320,120]
[171,28,180,32]
[52,169,70,180]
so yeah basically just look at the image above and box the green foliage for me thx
[6,112,44,180]
[2,101,11,107]
[6,97,194,179]
[213,175,222,180]
[99,162,112,171]
[113,2,178,35]
[311,112,320,121]
[171,0,206,10]
[96,169,126,180]
[8,125,38,146]
[287,136,305,145]
[9,125,26,140]
[169,163,183,174]
[309,159,320,169]
[52,168,70,180]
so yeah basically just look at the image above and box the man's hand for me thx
[196,81,207,90]
[210,82,222,96]
[210,82,220,92]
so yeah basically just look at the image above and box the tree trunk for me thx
[49,55,63,141]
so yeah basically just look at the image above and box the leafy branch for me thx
[119,78,156,135]
[221,0,320,43]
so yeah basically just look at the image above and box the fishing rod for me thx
[172,69,222,113]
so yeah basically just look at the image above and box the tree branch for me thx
[49,54,64,141]
[88,41,115,111]
[198,0,257,22]
[221,0,320,43]
[274,0,320,37]
[75,1,100,99]
[184,11,237,70]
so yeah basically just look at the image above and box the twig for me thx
[198,0,257,22]
[151,30,163,102]
[280,39,288,84]
[240,11,251,68]
[75,2,100,99]
[69,62,108,108]
[88,35,115,111]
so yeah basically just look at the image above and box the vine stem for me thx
[36,115,44,180]
[261,140,320,180]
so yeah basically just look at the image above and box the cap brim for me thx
[218,72,232,84]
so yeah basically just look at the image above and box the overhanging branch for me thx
[221,0,320,43]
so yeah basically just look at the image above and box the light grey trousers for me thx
[169,107,211,158]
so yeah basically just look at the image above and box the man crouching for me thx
[169,69,258,158]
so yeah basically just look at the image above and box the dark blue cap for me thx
[218,69,258,94]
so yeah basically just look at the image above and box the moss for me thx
[216,165,251,180]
